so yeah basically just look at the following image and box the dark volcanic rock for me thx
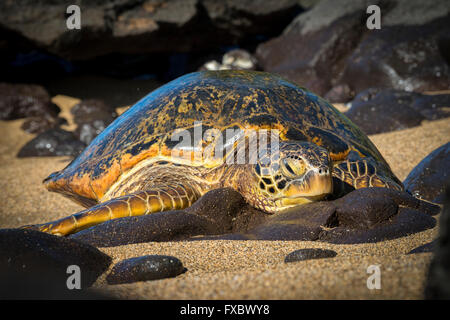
[284,248,337,262]
[21,116,68,134]
[70,211,218,247]
[71,99,116,120]
[409,94,450,121]
[71,188,266,247]
[72,187,439,246]
[71,99,117,145]
[106,255,184,285]
[0,0,301,60]
[324,84,354,103]
[257,0,450,95]
[191,188,439,243]
[346,89,424,135]
[345,89,450,135]
[320,206,436,244]
[0,83,60,120]
[318,187,439,244]
[339,0,450,94]
[403,143,450,204]
[248,201,336,241]
[185,188,267,234]
[408,240,437,254]
[247,187,439,243]
[17,128,86,157]
[0,228,112,298]
[256,0,376,95]
[425,187,450,299]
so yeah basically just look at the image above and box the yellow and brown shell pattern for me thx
[45,70,402,208]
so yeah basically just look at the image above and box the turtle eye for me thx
[281,158,306,178]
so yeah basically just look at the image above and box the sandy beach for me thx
[0,95,448,299]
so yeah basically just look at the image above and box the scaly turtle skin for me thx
[25,71,403,236]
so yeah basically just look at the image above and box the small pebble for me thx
[106,255,185,285]
[284,249,337,263]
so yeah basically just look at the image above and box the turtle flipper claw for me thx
[19,223,61,235]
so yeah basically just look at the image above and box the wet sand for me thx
[0,95,449,299]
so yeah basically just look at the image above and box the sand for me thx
[0,95,449,299]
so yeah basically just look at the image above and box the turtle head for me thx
[248,141,333,213]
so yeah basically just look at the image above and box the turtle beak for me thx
[281,167,332,206]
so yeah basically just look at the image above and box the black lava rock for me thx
[285,248,337,263]
[0,83,60,120]
[71,188,266,247]
[0,0,301,60]
[346,89,425,135]
[73,187,439,246]
[346,89,450,135]
[409,94,450,122]
[408,240,437,254]
[21,116,68,134]
[247,187,439,243]
[17,128,86,157]
[185,187,266,234]
[339,0,450,94]
[71,99,117,145]
[425,186,450,299]
[258,0,450,96]
[318,187,439,244]
[106,255,185,285]
[321,206,437,244]
[70,211,218,247]
[248,201,336,241]
[0,229,112,298]
[324,84,354,103]
[256,0,368,96]
[404,143,450,204]
[284,248,337,262]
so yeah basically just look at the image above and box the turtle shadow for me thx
[69,187,440,247]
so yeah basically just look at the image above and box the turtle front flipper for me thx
[22,184,201,236]
[332,157,403,198]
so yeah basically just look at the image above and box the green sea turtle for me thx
[25,71,403,236]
